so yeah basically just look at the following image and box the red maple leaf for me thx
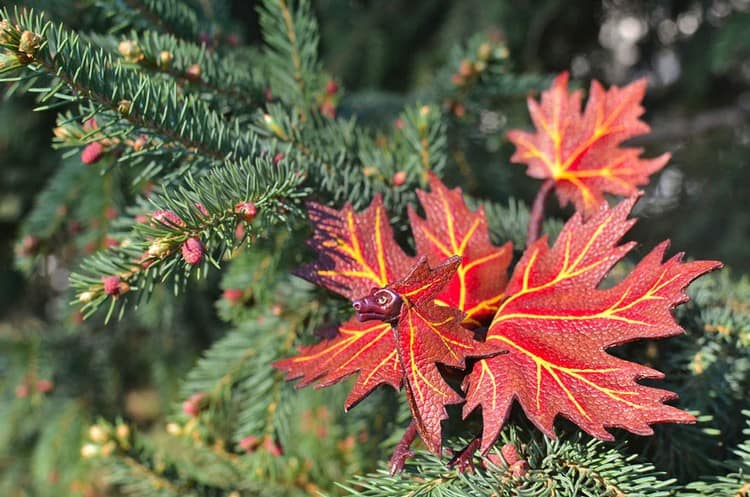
[462,196,722,453]
[507,72,669,217]
[277,256,496,455]
[293,196,414,300]
[409,173,513,327]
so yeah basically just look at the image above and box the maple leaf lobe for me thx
[507,72,670,217]
[293,196,413,301]
[273,317,403,411]
[463,196,721,452]
[408,173,513,325]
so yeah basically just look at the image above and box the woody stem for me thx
[526,179,555,247]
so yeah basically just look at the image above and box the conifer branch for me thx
[431,32,552,120]
[261,102,447,214]
[87,30,263,112]
[115,455,184,497]
[682,411,750,496]
[259,0,321,111]
[70,157,307,320]
[0,9,254,173]
[341,431,678,497]
[103,0,201,40]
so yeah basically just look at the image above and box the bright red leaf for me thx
[293,196,414,300]
[273,317,402,410]
[507,72,669,217]
[462,196,722,453]
[389,256,496,454]
[409,173,513,326]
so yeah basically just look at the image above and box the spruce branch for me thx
[637,271,750,480]
[177,303,312,445]
[0,8,255,173]
[87,30,263,112]
[430,31,553,120]
[261,102,447,214]
[100,0,201,40]
[259,0,321,112]
[87,425,193,497]
[683,411,750,496]
[70,156,307,320]
[340,430,678,497]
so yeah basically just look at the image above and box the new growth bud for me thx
[147,239,172,258]
[0,20,13,45]
[117,99,131,115]
[158,51,173,69]
[118,40,143,63]
[18,30,42,56]
[181,237,204,266]
[235,201,258,222]
[78,291,94,303]
[88,425,109,444]
[185,63,201,81]
[80,443,99,459]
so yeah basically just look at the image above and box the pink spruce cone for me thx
[102,275,122,296]
[235,201,258,222]
[194,202,209,217]
[181,237,204,265]
[81,142,104,165]
[182,392,205,417]
[152,209,184,227]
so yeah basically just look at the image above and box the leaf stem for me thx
[447,436,482,472]
[526,178,555,247]
[388,421,418,475]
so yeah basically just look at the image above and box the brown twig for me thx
[388,421,418,475]
[526,178,555,247]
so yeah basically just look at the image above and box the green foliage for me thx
[259,0,322,113]
[99,0,202,40]
[341,428,678,497]
[683,411,750,496]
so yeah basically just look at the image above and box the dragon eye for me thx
[376,294,388,305]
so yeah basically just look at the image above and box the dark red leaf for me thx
[294,196,414,300]
[463,197,722,452]
[391,257,497,454]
